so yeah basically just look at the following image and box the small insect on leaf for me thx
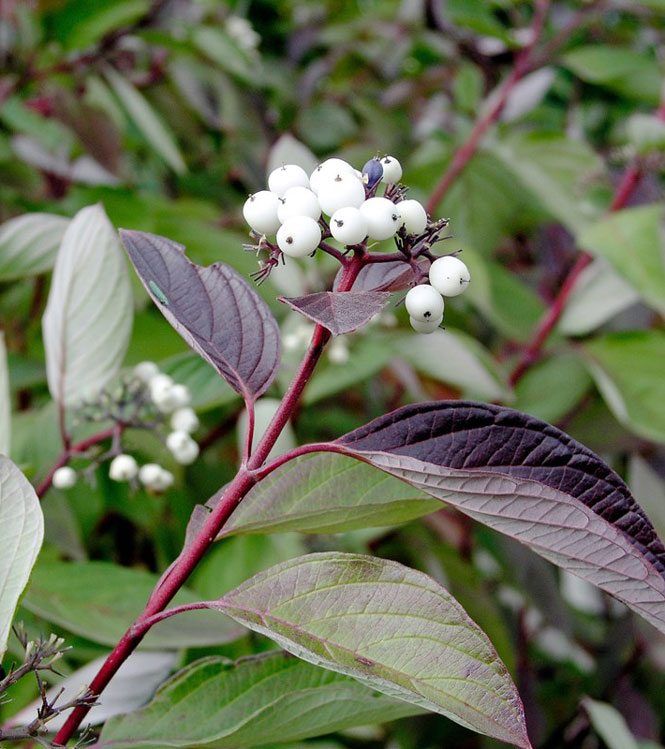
[149,281,169,306]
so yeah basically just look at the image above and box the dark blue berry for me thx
[362,158,383,189]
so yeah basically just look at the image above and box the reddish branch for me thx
[508,90,665,386]
[425,0,552,215]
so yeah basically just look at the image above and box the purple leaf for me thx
[120,230,280,402]
[279,291,391,335]
[335,260,415,292]
[333,400,665,635]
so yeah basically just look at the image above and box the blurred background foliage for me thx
[2,0,665,747]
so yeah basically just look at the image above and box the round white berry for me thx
[380,155,402,183]
[139,463,173,491]
[133,361,159,384]
[169,384,191,409]
[328,340,350,364]
[277,186,321,223]
[330,206,368,245]
[149,374,180,413]
[243,191,281,235]
[268,164,309,197]
[276,216,322,258]
[317,173,366,216]
[359,197,402,241]
[52,466,77,490]
[109,454,139,482]
[410,314,443,334]
[309,159,354,194]
[171,407,199,434]
[398,199,428,234]
[405,284,445,322]
[166,431,199,465]
[429,256,471,297]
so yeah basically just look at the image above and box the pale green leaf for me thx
[209,553,531,748]
[580,205,665,316]
[42,204,133,406]
[582,698,639,749]
[105,67,186,173]
[266,134,317,178]
[628,456,665,545]
[221,453,439,537]
[100,651,422,748]
[0,333,9,456]
[0,213,69,281]
[0,456,44,661]
[582,331,665,444]
[21,560,243,649]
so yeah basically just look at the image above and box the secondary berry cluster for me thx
[51,362,201,493]
[242,153,470,334]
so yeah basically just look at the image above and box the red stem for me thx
[52,252,365,746]
[508,90,665,387]
[425,0,551,215]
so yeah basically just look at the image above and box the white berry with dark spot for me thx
[277,216,322,257]
[268,164,309,197]
[317,172,366,216]
[277,186,321,223]
[242,191,281,235]
[330,206,368,245]
[399,199,428,234]
[405,284,445,322]
[380,155,402,183]
[410,314,443,334]
[429,256,471,297]
[359,197,402,241]
[309,159,355,194]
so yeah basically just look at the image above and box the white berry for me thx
[243,191,281,235]
[380,155,402,183]
[166,431,199,465]
[405,284,445,322]
[109,454,139,482]
[277,186,321,223]
[268,164,309,197]
[309,159,354,194]
[330,206,368,245]
[171,407,199,434]
[139,463,173,491]
[317,173,366,216]
[149,374,180,413]
[410,314,443,334]
[169,384,191,409]
[52,466,77,490]
[398,199,428,234]
[359,197,402,241]
[277,216,322,258]
[328,339,350,364]
[133,361,159,384]
[429,256,471,297]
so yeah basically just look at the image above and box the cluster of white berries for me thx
[404,255,471,334]
[51,361,202,493]
[243,155,429,257]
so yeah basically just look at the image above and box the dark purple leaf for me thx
[332,400,665,635]
[279,291,391,335]
[335,260,415,292]
[120,230,280,402]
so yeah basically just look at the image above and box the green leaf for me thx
[0,97,75,153]
[160,352,238,411]
[0,333,9,456]
[0,213,69,280]
[629,455,665,545]
[22,560,243,649]
[582,331,665,444]
[491,132,603,234]
[207,553,531,748]
[42,204,133,406]
[579,205,665,316]
[396,329,508,401]
[514,351,592,423]
[582,698,639,749]
[557,259,640,336]
[298,101,358,152]
[99,651,422,748]
[562,45,662,104]
[0,456,43,661]
[104,67,187,174]
[221,453,439,537]
[191,27,259,83]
